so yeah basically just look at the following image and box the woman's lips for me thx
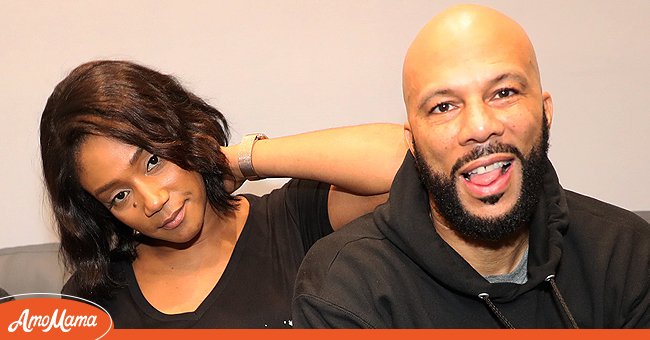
[161,203,186,230]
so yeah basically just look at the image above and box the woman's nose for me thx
[138,182,169,217]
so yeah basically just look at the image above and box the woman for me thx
[40,60,405,328]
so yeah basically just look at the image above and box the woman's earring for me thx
[133,230,141,236]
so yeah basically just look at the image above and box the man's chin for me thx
[462,209,512,223]
[460,193,517,218]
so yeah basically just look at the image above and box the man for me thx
[292,4,650,328]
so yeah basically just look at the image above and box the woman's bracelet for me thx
[237,133,268,181]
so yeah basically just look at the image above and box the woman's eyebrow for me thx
[93,147,144,197]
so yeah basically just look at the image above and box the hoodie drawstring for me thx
[478,293,515,329]
[478,275,579,329]
[545,275,579,329]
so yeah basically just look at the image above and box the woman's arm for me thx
[224,123,407,229]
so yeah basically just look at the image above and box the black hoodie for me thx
[292,152,650,328]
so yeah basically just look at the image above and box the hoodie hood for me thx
[375,151,570,303]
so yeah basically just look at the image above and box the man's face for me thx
[413,114,549,241]
[403,19,553,241]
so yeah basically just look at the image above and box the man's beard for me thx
[413,114,550,242]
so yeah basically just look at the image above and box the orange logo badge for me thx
[0,293,113,339]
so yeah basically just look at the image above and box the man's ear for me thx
[404,122,415,154]
[542,91,554,127]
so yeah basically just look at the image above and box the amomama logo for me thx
[0,293,113,339]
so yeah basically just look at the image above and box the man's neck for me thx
[430,208,529,277]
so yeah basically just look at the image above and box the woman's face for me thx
[76,135,213,244]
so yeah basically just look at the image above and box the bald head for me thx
[402,4,542,113]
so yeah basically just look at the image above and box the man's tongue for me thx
[467,167,502,186]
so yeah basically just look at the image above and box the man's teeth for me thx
[462,161,511,180]
[468,161,511,175]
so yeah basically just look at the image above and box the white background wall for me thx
[1,0,648,249]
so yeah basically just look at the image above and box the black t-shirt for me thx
[63,179,333,328]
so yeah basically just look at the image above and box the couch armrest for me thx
[0,243,69,295]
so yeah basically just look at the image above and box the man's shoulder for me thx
[305,212,388,262]
[563,190,650,252]
[562,190,650,328]
[295,211,396,294]
[564,189,649,231]
[294,210,406,327]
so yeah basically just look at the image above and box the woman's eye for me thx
[146,155,159,172]
[111,191,129,207]
[495,88,517,99]
[430,102,455,114]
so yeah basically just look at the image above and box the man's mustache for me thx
[450,142,524,177]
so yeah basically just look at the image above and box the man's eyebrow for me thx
[93,147,144,198]
[417,88,454,112]
[489,72,529,88]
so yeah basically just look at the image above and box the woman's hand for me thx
[220,145,245,194]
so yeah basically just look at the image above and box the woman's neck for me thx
[131,197,250,314]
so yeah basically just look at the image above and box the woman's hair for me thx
[40,60,237,299]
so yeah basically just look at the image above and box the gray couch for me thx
[1,211,649,296]
[0,242,69,295]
